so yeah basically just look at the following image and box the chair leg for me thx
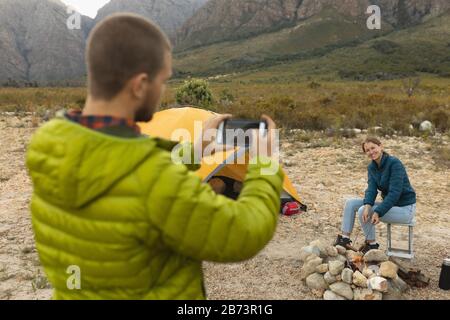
[387,224,392,251]
[386,223,414,260]
[409,226,413,255]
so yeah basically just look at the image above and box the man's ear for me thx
[130,73,149,100]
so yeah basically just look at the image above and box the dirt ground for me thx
[1,113,449,300]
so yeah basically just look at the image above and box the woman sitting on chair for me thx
[335,137,417,253]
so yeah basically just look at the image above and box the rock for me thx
[336,245,346,255]
[379,261,398,279]
[97,0,208,40]
[341,268,353,284]
[328,260,345,276]
[315,264,328,274]
[323,290,345,300]
[329,282,353,300]
[305,253,320,262]
[301,257,323,279]
[368,276,388,292]
[306,273,328,290]
[391,276,409,293]
[310,240,328,258]
[383,282,403,300]
[354,288,383,300]
[372,126,383,132]
[178,0,450,51]
[368,264,380,276]
[336,275,342,281]
[419,120,433,132]
[364,249,388,262]
[326,246,338,257]
[311,289,325,298]
[353,271,368,288]
[324,272,337,285]
[300,246,321,262]
[328,254,348,264]
[384,277,409,300]
[362,267,375,278]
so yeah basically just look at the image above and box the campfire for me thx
[299,239,429,300]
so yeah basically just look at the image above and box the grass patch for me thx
[2,77,449,137]
[31,271,51,290]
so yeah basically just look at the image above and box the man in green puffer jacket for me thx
[25,13,284,300]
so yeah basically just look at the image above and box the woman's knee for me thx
[345,198,363,210]
[357,206,365,218]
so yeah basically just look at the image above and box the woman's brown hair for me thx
[362,137,382,152]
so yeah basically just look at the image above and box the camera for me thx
[216,119,267,147]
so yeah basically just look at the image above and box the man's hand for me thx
[371,213,380,225]
[250,115,277,158]
[195,114,232,158]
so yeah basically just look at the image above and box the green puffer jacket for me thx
[26,118,284,300]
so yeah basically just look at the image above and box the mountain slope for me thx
[174,6,388,76]
[176,0,450,50]
[95,0,208,40]
[229,10,450,82]
[0,0,92,84]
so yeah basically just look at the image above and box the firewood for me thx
[390,257,430,288]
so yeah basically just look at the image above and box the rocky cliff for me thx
[176,0,450,50]
[95,0,208,41]
[0,0,92,84]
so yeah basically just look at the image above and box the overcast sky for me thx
[61,0,110,18]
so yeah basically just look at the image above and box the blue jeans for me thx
[341,198,416,241]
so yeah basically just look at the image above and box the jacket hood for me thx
[26,118,158,209]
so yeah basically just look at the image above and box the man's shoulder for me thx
[137,138,190,173]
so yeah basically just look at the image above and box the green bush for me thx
[371,40,400,54]
[175,78,214,108]
[219,89,235,106]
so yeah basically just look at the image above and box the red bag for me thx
[281,202,301,216]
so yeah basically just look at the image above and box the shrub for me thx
[175,78,214,108]
[371,40,400,54]
[308,81,321,89]
[429,108,450,132]
[219,89,235,106]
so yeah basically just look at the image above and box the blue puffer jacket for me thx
[363,153,416,217]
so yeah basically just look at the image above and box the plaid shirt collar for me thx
[66,109,141,134]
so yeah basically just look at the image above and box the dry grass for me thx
[1,78,449,135]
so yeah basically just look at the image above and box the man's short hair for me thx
[86,13,171,100]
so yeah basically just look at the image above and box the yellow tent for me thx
[138,107,303,205]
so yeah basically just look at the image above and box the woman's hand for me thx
[371,213,380,225]
[362,210,370,223]
[362,205,371,223]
